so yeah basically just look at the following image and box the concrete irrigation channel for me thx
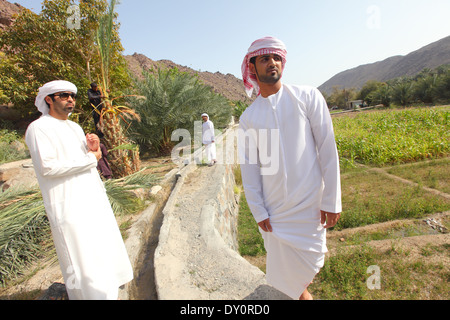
[120,124,288,300]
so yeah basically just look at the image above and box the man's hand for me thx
[86,133,100,151]
[90,147,102,161]
[86,134,102,161]
[321,211,341,229]
[258,218,273,232]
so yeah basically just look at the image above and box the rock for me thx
[0,0,25,30]
[150,185,162,195]
[423,218,448,233]
[38,283,68,300]
[0,159,38,191]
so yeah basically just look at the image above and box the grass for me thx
[339,169,450,230]
[0,169,158,287]
[309,242,449,300]
[386,157,450,194]
[234,166,266,257]
[236,106,450,300]
[0,129,29,165]
[334,106,449,167]
[237,162,450,300]
[237,193,266,257]
[311,245,378,300]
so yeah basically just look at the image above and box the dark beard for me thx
[255,68,281,84]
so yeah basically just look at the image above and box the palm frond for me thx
[0,186,49,286]
[0,168,157,286]
[104,168,158,216]
[96,0,119,92]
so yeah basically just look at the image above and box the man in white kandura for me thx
[201,113,217,166]
[238,37,342,300]
[25,80,133,300]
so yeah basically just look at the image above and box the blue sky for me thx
[13,0,450,87]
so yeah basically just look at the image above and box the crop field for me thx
[334,106,449,168]
[237,105,450,300]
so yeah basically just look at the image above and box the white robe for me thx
[238,84,341,299]
[202,119,216,162]
[25,115,133,300]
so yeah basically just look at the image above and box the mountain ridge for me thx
[0,0,24,30]
[319,35,450,95]
[124,53,253,104]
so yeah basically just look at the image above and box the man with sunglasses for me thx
[25,80,133,300]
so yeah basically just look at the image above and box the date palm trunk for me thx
[100,101,140,178]
[95,0,140,178]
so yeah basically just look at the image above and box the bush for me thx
[0,129,29,164]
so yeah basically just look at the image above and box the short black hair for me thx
[250,54,282,65]
[44,94,56,108]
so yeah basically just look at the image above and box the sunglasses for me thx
[52,92,78,100]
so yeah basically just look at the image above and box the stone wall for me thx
[207,126,240,251]
[211,163,239,251]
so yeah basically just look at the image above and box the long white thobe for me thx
[25,115,133,300]
[238,84,341,299]
[202,119,216,161]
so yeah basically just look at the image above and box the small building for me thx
[346,100,364,110]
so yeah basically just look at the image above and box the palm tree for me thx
[129,68,233,156]
[391,79,413,107]
[435,67,450,102]
[370,83,392,107]
[95,0,141,177]
[414,74,438,104]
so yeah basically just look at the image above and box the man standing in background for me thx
[88,82,105,136]
[202,113,217,166]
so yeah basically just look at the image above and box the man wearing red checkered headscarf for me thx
[241,36,287,98]
[238,37,342,300]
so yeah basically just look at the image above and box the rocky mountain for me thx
[0,0,23,30]
[319,35,450,95]
[124,53,253,104]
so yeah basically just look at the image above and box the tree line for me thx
[324,64,450,108]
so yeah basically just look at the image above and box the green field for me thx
[334,106,449,168]
[237,106,450,300]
